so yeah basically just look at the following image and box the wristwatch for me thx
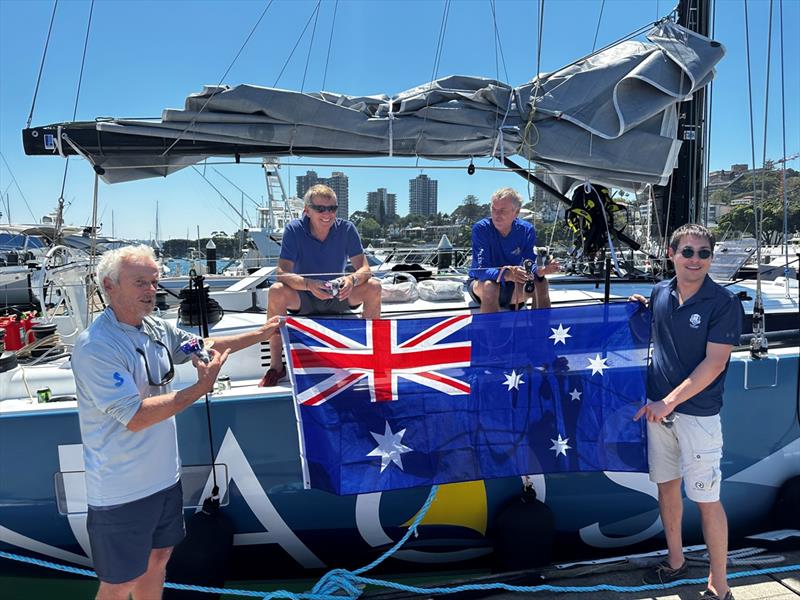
[534,273,546,282]
[351,273,360,287]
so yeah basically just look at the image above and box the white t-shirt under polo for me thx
[72,307,195,507]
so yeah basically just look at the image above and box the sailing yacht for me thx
[2,0,798,588]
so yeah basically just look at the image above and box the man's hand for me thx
[193,348,231,394]
[633,399,673,423]
[501,265,530,284]
[337,275,354,301]
[542,260,560,275]
[307,279,334,300]
[259,315,283,339]
[629,293,648,306]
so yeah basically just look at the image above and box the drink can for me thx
[217,375,231,392]
[180,338,204,354]
[37,387,52,403]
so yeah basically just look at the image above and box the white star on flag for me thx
[569,388,582,402]
[587,354,609,376]
[550,434,572,457]
[503,370,525,391]
[549,324,572,345]
[367,422,413,473]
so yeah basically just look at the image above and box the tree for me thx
[451,194,489,223]
[356,216,382,239]
[716,199,800,244]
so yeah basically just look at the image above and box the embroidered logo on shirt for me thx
[511,247,521,255]
[689,314,702,329]
[112,372,124,387]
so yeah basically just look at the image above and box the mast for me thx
[651,0,712,244]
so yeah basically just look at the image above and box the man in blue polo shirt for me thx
[632,223,743,600]
[468,187,556,313]
[262,184,382,386]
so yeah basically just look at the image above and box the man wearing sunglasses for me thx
[262,184,381,386]
[72,245,281,600]
[630,223,743,600]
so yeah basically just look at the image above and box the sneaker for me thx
[700,589,734,600]
[642,559,689,584]
[258,363,286,387]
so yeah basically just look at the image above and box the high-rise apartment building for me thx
[366,188,397,223]
[408,174,438,216]
[325,172,349,219]
[296,170,319,200]
[296,170,350,219]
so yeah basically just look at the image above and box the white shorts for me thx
[647,408,723,503]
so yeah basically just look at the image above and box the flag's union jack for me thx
[286,315,472,405]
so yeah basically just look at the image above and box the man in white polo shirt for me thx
[72,244,280,600]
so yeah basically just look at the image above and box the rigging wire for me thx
[413,0,452,168]
[161,0,274,158]
[592,0,606,52]
[0,152,38,222]
[702,0,717,226]
[321,0,339,90]
[211,168,262,209]
[489,0,511,83]
[742,0,770,356]
[26,0,59,130]
[300,0,322,94]
[273,2,319,87]
[191,167,252,228]
[778,0,790,298]
[56,0,94,235]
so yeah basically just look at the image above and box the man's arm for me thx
[634,341,734,422]
[277,257,336,300]
[469,225,501,282]
[127,348,230,432]
[335,254,371,301]
[208,315,281,355]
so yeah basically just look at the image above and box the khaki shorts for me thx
[646,408,723,503]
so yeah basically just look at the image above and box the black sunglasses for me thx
[679,246,713,260]
[308,203,338,214]
[136,339,175,387]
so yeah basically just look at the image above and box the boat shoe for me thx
[642,559,689,585]
[259,363,286,387]
[700,589,734,600]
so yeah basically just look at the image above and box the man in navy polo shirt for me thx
[632,223,743,600]
[262,184,382,386]
[467,187,557,313]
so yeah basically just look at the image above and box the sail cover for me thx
[23,21,723,190]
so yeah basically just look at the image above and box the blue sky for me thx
[1,0,797,240]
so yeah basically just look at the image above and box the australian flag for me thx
[283,302,651,495]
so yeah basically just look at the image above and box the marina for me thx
[1,0,798,598]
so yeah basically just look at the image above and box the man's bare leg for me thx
[697,500,730,598]
[350,279,382,319]
[131,546,173,599]
[472,280,501,313]
[657,479,686,569]
[266,282,299,371]
[95,546,173,600]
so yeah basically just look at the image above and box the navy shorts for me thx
[467,279,516,307]
[87,482,185,584]
[290,290,360,315]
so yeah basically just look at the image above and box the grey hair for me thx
[97,244,157,285]
[491,187,522,210]
[303,184,337,206]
